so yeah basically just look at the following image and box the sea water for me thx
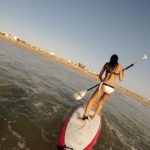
[0,39,150,150]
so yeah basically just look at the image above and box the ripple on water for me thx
[0,84,27,99]
[34,101,44,108]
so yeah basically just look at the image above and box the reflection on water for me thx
[0,39,150,150]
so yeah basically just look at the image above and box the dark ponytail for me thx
[108,54,118,71]
[103,54,118,81]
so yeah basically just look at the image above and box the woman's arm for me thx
[119,65,124,81]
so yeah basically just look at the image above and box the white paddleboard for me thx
[58,106,102,150]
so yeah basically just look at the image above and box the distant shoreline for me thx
[0,33,149,106]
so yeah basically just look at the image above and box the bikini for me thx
[102,66,119,94]
[102,83,115,94]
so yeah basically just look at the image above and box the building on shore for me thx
[1,32,19,41]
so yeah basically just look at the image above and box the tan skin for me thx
[78,62,124,124]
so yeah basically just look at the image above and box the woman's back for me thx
[104,63,123,87]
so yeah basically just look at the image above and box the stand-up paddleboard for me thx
[58,105,102,150]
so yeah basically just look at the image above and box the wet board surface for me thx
[58,106,102,150]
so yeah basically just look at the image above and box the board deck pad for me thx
[58,106,102,150]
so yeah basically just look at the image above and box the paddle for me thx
[74,54,148,100]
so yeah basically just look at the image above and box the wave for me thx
[104,117,139,150]
[0,84,27,99]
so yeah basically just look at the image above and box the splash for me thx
[8,120,30,150]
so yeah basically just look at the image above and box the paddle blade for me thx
[74,90,87,100]
[143,54,148,60]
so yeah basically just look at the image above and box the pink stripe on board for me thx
[58,115,72,149]
[84,116,102,150]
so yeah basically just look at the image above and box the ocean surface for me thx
[0,39,150,150]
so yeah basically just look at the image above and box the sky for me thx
[0,0,150,99]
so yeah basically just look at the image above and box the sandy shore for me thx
[0,34,149,106]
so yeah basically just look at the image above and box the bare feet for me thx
[77,116,89,125]
[89,115,94,120]
[89,112,102,120]
[77,117,85,125]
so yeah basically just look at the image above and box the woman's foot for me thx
[77,116,89,125]
[89,112,102,120]
[77,118,85,125]
[89,115,95,120]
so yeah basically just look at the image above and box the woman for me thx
[78,54,124,124]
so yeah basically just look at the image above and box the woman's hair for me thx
[103,54,118,81]
[108,54,118,71]
[101,54,119,81]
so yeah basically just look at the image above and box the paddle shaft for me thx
[87,63,134,91]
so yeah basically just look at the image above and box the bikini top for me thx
[105,63,119,76]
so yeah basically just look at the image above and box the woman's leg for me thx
[83,86,103,117]
[78,87,102,124]
[91,93,111,119]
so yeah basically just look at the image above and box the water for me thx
[0,39,150,150]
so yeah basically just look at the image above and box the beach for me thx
[0,33,149,106]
